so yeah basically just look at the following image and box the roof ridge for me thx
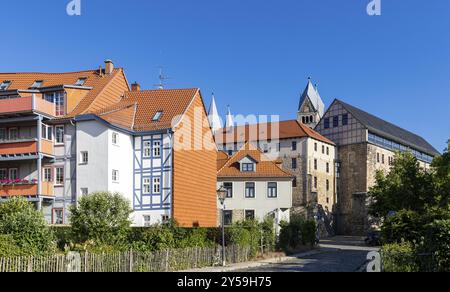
[0,68,122,75]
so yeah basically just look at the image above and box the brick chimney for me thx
[131,82,141,92]
[104,59,114,75]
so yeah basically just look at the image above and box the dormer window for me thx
[30,80,44,89]
[0,80,11,91]
[152,111,163,122]
[75,77,87,86]
[242,163,255,172]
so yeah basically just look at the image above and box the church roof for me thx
[299,80,325,117]
[336,99,440,156]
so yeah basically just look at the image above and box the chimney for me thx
[131,82,141,92]
[104,59,114,75]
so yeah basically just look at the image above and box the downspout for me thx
[37,115,43,210]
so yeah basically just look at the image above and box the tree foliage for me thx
[0,198,55,255]
[69,192,132,246]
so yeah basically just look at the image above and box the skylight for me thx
[75,77,87,86]
[30,80,44,89]
[152,111,163,122]
[0,80,11,91]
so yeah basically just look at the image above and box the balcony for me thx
[0,95,56,117]
[0,139,54,157]
[0,181,54,198]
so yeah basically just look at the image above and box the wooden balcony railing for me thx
[0,140,54,156]
[0,182,54,197]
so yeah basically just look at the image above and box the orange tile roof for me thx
[217,151,230,170]
[91,88,200,132]
[215,120,335,145]
[217,142,295,178]
[0,68,129,118]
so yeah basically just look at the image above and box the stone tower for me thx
[297,78,325,129]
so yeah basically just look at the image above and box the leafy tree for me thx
[0,198,55,254]
[431,148,450,209]
[69,192,132,246]
[369,152,436,219]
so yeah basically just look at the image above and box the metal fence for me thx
[0,245,252,273]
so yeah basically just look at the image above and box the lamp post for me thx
[217,186,228,267]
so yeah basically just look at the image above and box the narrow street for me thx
[237,236,380,272]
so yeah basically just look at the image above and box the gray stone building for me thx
[315,99,440,235]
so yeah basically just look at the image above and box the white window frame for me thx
[80,151,88,165]
[80,188,89,196]
[41,124,53,141]
[55,125,64,145]
[245,182,256,199]
[112,132,119,146]
[43,168,52,182]
[55,167,64,186]
[267,182,278,198]
[153,177,161,194]
[9,168,18,180]
[112,170,119,183]
[143,215,152,227]
[153,141,161,157]
[143,178,151,194]
[143,141,151,158]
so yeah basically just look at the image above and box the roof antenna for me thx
[155,66,170,89]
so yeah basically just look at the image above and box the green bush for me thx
[278,216,316,254]
[0,235,28,257]
[422,219,450,272]
[381,242,419,272]
[69,192,132,247]
[0,198,55,255]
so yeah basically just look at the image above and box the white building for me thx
[217,142,294,233]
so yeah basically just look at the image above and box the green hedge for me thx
[278,216,316,254]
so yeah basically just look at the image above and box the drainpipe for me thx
[37,115,43,210]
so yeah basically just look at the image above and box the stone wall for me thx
[336,143,368,235]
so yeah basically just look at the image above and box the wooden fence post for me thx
[129,249,133,272]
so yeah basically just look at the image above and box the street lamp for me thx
[217,186,228,267]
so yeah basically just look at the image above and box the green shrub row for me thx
[278,215,317,254]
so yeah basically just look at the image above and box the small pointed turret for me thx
[208,93,222,135]
[225,105,234,129]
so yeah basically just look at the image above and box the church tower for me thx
[297,78,325,129]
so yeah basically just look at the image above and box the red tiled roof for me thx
[91,88,200,132]
[0,68,129,118]
[217,142,295,178]
[215,120,335,145]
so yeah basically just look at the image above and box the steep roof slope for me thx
[216,120,335,145]
[90,88,200,132]
[336,99,440,156]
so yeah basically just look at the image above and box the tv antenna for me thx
[155,66,171,89]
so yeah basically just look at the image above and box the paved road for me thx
[236,236,379,272]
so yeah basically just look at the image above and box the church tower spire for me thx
[208,93,222,135]
[225,105,234,129]
[297,77,325,129]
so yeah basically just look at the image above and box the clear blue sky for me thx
[1,0,449,151]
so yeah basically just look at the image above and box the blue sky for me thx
[1,0,449,151]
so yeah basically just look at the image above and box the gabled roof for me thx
[299,80,325,117]
[216,120,335,145]
[0,68,129,118]
[87,88,200,133]
[335,99,440,156]
[217,142,295,178]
